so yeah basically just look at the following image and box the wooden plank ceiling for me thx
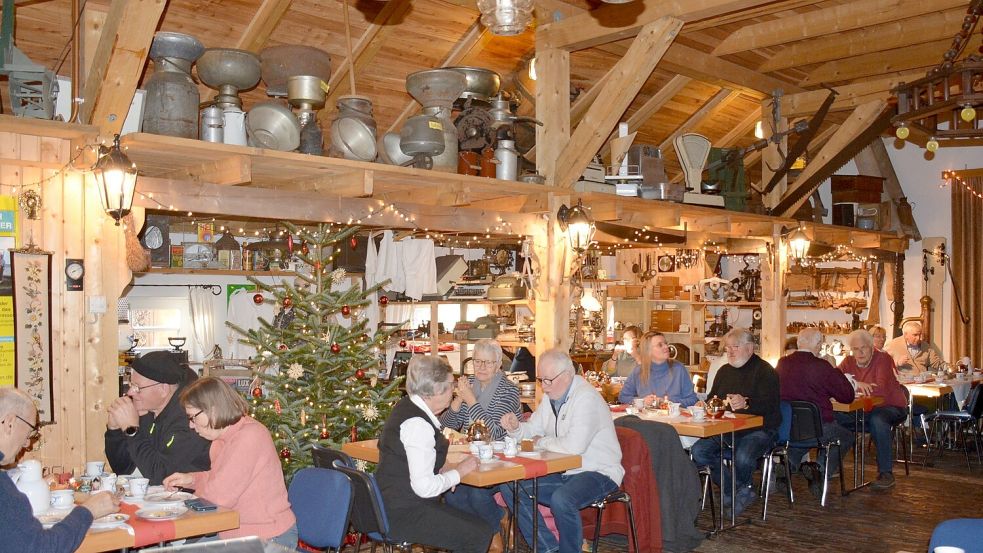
[5,0,972,185]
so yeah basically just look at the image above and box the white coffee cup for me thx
[478,444,494,462]
[85,461,105,477]
[668,402,681,417]
[691,407,706,421]
[491,441,505,452]
[96,474,118,493]
[933,547,965,553]
[129,477,150,498]
[633,398,645,411]
[503,440,518,457]
[50,490,75,509]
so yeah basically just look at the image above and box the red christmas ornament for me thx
[253,293,264,305]
[341,305,351,316]
[379,295,389,306]
[251,387,263,398]
[350,236,358,249]
[355,369,365,379]
[278,343,288,351]
[314,261,322,272]
[330,343,341,354]
[301,243,310,255]
[287,235,294,254]
[274,399,282,414]
[319,429,330,440]
[282,297,293,308]
[399,339,407,348]
[280,447,291,460]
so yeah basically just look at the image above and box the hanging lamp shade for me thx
[93,134,138,226]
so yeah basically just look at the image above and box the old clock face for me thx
[65,258,84,291]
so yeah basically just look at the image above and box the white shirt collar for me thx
[409,394,443,429]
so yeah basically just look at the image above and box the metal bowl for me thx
[246,102,301,151]
[261,45,331,97]
[378,132,413,166]
[406,69,467,109]
[196,48,262,91]
[149,32,204,63]
[332,117,377,161]
[448,66,501,100]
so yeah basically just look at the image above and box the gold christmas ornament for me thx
[18,189,42,220]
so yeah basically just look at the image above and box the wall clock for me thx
[65,258,84,291]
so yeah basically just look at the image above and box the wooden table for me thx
[832,396,885,493]
[75,506,239,553]
[343,439,581,553]
[618,411,763,531]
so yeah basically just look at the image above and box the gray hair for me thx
[847,329,874,348]
[724,327,755,346]
[797,328,824,351]
[902,320,922,334]
[406,356,454,397]
[538,348,576,376]
[0,387,36,419]
[473,339,503,367]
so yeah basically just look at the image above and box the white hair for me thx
[472,339,503,367]
[797,328,824,351]
[406,356,454,397]
[724,327,755,346]
[847,329,874,348]
[538,348,575,376]
[902,320,923,334]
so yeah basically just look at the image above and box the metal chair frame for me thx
[760,401,795,520]
[925,384,983,470]
[787,400,845,507]
[588,489,639,553]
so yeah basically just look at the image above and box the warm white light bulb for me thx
[961,105,977,123]
[926,138,940,153]
[895,125,910,140]
[754,120,764,139]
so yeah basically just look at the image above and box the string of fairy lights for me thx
[942,170,983,200]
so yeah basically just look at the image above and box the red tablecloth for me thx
[120,502,178,547]
[496,453,550,478]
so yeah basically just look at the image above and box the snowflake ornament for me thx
[287,363,305,379]
[355,459,368,471]
[331,268,346,283]
[362,405,380,421]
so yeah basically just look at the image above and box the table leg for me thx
[718,433,725,532]
[532,478,539,553]
[730,430,736,529]
[510,481,519,553]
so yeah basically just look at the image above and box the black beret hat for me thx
[130,351,186,385]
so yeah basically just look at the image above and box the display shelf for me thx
[134,268,298,277]
[693,301,761,307]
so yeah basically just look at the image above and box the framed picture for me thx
[388,351,413,380]
[183,242,219,269]
[11,247,54,423]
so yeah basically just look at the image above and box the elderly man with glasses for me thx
[2,387,120,551]
[498,349,623,553]
[690,327,780,517]
[104,351,211,484]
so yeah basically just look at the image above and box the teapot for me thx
[705,396,728,419]
[467,419,491,443]
[9,459,50,515]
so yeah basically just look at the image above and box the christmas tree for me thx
[229,222,402,479]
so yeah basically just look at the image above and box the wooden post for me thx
[533,194,572,357]
[534,48,570,185]
[762,97,787,211]
[759,228,788,365]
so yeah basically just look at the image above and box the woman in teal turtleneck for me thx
[618,331,699,407]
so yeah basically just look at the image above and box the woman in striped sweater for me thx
[439,339,522,552]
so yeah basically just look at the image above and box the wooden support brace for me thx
[294,170,374,197]
[161,156,252,186]
[235,0,293,52]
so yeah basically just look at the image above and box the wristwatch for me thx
[123,426,139,437]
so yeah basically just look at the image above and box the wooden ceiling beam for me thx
[159,156,253,186]
[235,0,293,52]
[80,0,166,135]
[553,17,683,188]
[802,39,951,86]
[537,0,776,51]
[657,88,737,152]
[775,99,888,217]
[598,75,691,160]
[384,18,486,135]
[659,43,802,96]
[713,0,967,56]
[781,71,923,117]
[758,8,967,72]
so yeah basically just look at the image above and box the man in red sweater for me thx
[836,330,908,490]
[777,328,856,498]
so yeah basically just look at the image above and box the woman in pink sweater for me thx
[163,377,297,547]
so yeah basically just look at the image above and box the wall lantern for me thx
[93,134,137,226]
[787,227,811,261]
[557,199,595,253]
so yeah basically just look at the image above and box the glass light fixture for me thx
[960,104,977,123]
[476,0,533,36]
[557,199,595,253]
[580,287,602,312]
[787,228,810,261]
[754,120,765,139]
[92,134,138,226]
[895,122,909,140]
[926,137,940,153]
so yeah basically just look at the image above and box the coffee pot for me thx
[467,419,491,443]
[10,459,50,515]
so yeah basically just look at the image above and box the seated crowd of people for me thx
[1,321,948,553]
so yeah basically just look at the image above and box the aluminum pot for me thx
[406,69,467,109]
[448,66,501,100]
[260,45,331,97]
[331,95,377,161]
[399,113,445,157]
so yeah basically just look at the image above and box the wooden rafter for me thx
[552,17,683,188]
[535,48,571,183]
[598,75,691,160]
[854,139,922,240]
[775,99,889,217]
[758,8,967,72]
[802,39,951,86]
[325,0,411,103]
[670,104,760,183]
[713,0,967,56]
[235,0,293,52]
[780,71,923,117]
[383,18,486,135]
[659,43,801,96]
[657,88,737,152]
[80,0,166,135]
[538,0,775,51]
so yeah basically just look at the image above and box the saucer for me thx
[136,506,189,521]
[517,451,543,459]
[90,513,130,530]
[37,509,71,528]
[143,491,194,505]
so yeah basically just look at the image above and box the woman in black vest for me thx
[375,356,495,553]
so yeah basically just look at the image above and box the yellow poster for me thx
[0,195,18,386]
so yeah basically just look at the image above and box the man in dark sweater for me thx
[777,328,856,497]
[691,327,779,517]
[105,351,211,485]
[2,387,119,552]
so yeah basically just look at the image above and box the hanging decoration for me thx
[11,245,55,423]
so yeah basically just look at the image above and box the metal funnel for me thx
[261,45,331,97]
[196,48,262,108]
[406,69,467,110]
[149,32,204,67]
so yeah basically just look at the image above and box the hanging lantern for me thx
[92,134,138,226]
[557,199,595,253]
[787,228,811,261]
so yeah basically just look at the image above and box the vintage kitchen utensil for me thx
[246,101,301,151]
[448,66,501,101]
[331,95,377,161]
[378,132,414,166]
[196,48,261,109]
[260,45,331,98]
[143,32,204,139]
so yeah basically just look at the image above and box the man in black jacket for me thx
[691,327,780,517]
[104,351,210,484]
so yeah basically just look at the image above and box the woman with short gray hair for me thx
[375,356,495,553]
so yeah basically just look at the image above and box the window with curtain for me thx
[128,296,192,354]
[951,172,983,368]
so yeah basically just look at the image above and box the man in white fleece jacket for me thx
[499,349,624,553]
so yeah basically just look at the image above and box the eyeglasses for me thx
[127,381,164,394]
[187,410,204,423]
[536,370,570,386]
[473,359,498,368]
[15,415,40,439]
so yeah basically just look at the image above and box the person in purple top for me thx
[776,328,856,498]
[618,331,699,407]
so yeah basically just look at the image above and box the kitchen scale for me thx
[675,133,725,207]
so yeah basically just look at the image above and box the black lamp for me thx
[557,199,595,253]
[92,134,137,226]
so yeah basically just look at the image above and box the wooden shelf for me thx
[694,301,761,307]
[135,268,297,277]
